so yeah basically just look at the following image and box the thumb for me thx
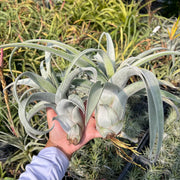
[86,117,102,138]
[46,108,57,127]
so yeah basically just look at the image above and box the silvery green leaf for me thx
[95,83,126,137]
[93,53,107,75]
[136,47,167,59]
[22,92,55,112]
[85,81,103,125]
[132,50,180,67]
[160,90,180,103]
[83,67,98,82]
[100,82,121,105]
[19,87,38,101]
[2,41,96,84]
[55,99,83,134]
[68,94,85,113]
[96,105,123,138]
[5,78,40,90]
[56,68,83,102]
[44,43,59,88]
[64,48,97,76]
[18,72,56,94]
[98,32,116,62]
[40,60,48,79]
[116,90,128,120]
[1,44,74,72]
[56,99,73,116]
[140,69,164,160]
[110,66,139,89]
[119,57,136,69]
[13,71,56,103]
[65,48,114,79]
[97,49,115,78]
[110,65,164,160]
[56,67,97,102]
[162,97,180,121]
[45,43,53,76]
[50,69,60,88]
[126,68,164,159]
[71,79,93,89]
[25,39,96,67]
[27,101,56,121]
[18,92,55,137]
[40,55,59,88]
[123,81,146,97]
[25,39,80,53]
[72,106,84,130]
[94,53,104,63]
[124,83,179,121]
[5,42,84,83]
[55,115,72,133]
[67,124,82,145]
[159,79,178,89]
[120,47,167,68]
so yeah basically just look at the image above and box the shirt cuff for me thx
[39,146,69,165]
[19,147,69,180]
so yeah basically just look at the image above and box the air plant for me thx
[0,32,180,166]
[149,17,180,85]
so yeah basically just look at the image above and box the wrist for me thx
[45,140,72,160]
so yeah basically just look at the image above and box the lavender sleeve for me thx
[19,147,69,180]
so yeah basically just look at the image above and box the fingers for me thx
[46,108,68,134]
[86,117,102,138]
[46,108,57,127]
[47,107,57,116]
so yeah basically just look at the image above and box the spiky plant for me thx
[0,32,180,164]
[149,17,180,85]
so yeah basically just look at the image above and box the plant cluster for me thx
[151,17,180,86]
[1,31,180,178]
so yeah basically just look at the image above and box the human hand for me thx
[45,108,101,160]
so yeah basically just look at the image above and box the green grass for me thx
[0,0,153,79]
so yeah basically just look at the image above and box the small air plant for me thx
[150,17,180,85]
[0,32,180,167]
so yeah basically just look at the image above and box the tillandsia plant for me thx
[149,17,180,85]
[6,51,97,145]
[0,32,180,164]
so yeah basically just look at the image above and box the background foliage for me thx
[0,0,180,179]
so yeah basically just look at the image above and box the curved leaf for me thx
[56,67,97,102]
[85,81,103,125]
[25,39,95,67]
[18,92,55,137]
[68,94,85,113]
[98,32,116,62]
[160,90,180,103]
[132,50,180,67]
[110,65,164,160]
[65,48,114,79]
[13,71,56,103]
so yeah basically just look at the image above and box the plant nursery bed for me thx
[118,129,150,180]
